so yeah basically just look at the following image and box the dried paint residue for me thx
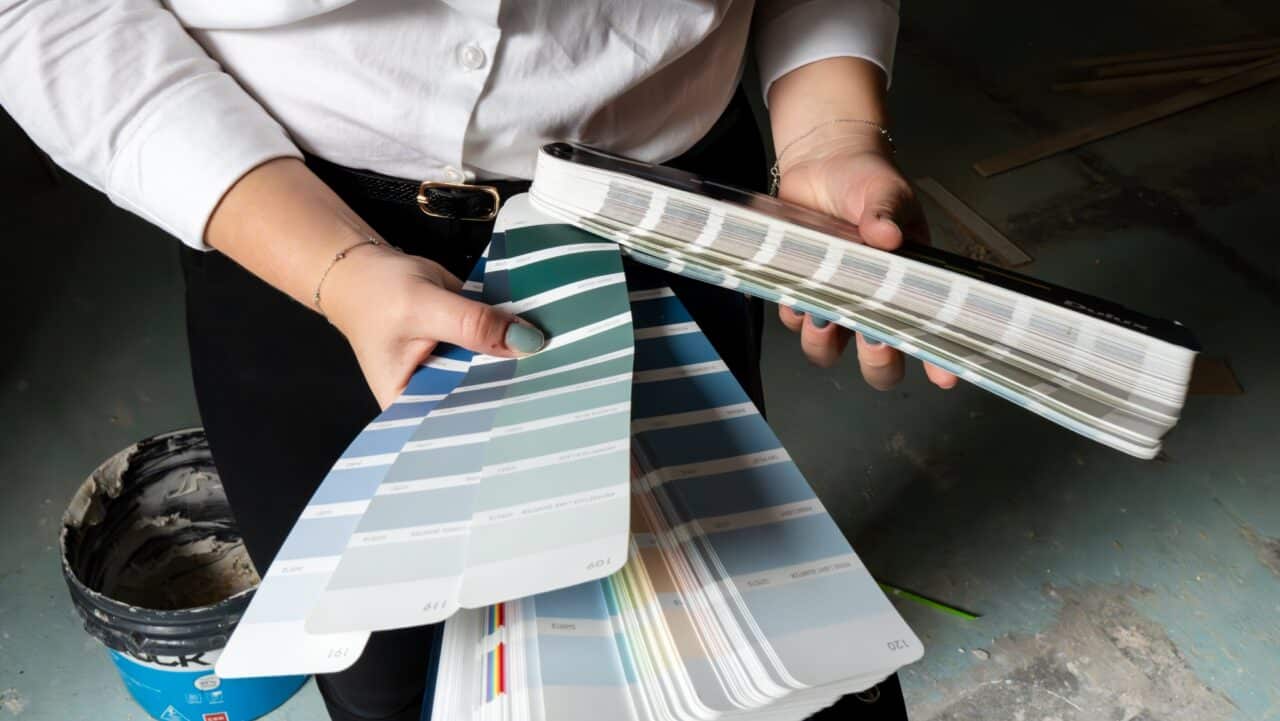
[1,688,27,715]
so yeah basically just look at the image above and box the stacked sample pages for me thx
[428,270,921,721]
[218,199,923,721]
[528,143,1200,459]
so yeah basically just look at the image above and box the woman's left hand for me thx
[775,134,957,391]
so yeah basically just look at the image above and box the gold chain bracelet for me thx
[769,118,895,196]
[313,237,385,316]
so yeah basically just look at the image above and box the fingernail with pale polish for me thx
[811,317,830,329]
[863,337,884,347]
[506,322,546,353]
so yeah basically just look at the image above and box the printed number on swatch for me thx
[586,558,611,571]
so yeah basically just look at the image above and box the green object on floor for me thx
[878,583,981,621]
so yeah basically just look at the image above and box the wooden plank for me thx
[1053,55,1279,95]
[1054,66,1231,95]
[1188,357,1244,395]
[1070,37,1280,68]
[914,177,1032,267]
[973,58,1280,177]
[1093,47,1280,77]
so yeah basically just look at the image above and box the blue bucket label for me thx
[109,649,306,721]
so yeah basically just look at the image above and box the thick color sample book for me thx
[529,143,1199,458]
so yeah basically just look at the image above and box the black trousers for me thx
[183,92,767,721]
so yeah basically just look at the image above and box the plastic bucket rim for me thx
[60,427,257,654]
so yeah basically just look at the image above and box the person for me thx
[1,1,956,719]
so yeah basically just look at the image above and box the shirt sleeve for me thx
[0,0,302,249]
[753,0,901,103]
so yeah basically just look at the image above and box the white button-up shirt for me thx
[0,0,899,249]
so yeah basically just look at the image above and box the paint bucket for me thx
[60,428,306,721]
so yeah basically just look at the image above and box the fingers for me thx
[846,175,912,251]
[778,305,850,368]
[415,284,546,358]
[835,173,933,249]
[832,171,945,389]
[855,332,905,391]
[372,343,439,410]
[782,304,960,390]
[370,381,398,411]
[923,361,958,390]
[799,316,851,368]
[436,270,464,293]
[352,333,441,411]
[778,304,805,333]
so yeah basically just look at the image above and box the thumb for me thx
[846,176,910,252]
[418,284,546,358]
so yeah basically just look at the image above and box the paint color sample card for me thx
[529,143,1199,459]
[219,198,634,676]
[456,219,634,607]
[300,231,517,636]
[304,205,633,635]
[429,278,922,721]
[216,264,487,679]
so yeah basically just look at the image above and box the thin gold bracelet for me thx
[769,118,895,196]
[313,237,384,316]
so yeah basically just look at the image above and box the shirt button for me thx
[457,44,487,71]
[442,166,464,183]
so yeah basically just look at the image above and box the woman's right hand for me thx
[321,243,546,409]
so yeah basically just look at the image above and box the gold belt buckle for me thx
[416,180,501,221]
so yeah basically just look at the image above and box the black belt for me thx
[306,153,531,221]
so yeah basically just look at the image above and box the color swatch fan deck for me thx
[217,197,635,678]
[217,198,924,721]
[430,270,922,721]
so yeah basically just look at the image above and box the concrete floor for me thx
[2,1,1279,719]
